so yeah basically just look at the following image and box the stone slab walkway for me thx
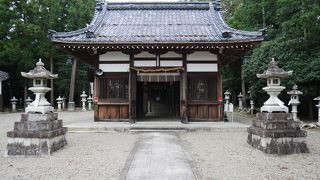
[119,132,197,180]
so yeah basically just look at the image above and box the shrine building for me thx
[50,1,264,122]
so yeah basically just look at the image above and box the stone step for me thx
[7,128,67,138]
[21,113,58,121]
[247,126,307,138]
[256,112,293,121]
[14,120,63,131]
[252,119,300,130]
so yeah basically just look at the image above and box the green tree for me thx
[0,0,95,107]
[223,0,320,119]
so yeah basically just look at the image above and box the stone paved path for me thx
[119,132,197,180]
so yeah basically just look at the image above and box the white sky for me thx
[105,0,181,2]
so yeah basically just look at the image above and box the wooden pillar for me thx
[217,53,223,121]
[68,58,77,111]
[180,53,188,123]
[129,54,136,123]
[0,81,2,112]
[93,56,100,121]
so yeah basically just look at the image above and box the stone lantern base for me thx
[25,106,54,114]
[247,113,309,154]
[5,113,67,157]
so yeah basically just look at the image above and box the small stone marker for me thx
[87,96,93,111]
[237,92,243,111]
[224,91,233,122]
[287,85,302,121]
[56,96,63,111]
[247,58,308,154]
[10,96,18,112]
[224,90,231,104]
[80,91,88,111]
[5,59,67,157]
[62,96,66,110]
[25,96,33,107]
[250,100,254,115]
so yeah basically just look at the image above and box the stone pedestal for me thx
[68,102,75,111]
[5,113,67,156]
[247,113,309,154]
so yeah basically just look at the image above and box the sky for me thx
[105,0,182,2]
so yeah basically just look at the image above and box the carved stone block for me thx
[247,112,309,154]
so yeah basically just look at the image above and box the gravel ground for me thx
[2,111,320,180]
[181,129,320,180]
[0,111,138,180]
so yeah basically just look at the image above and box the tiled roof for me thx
[51,2,264,44]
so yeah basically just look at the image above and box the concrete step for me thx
[65,121,249,133]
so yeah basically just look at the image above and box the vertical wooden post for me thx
[68,58,77,111]
[181,53,188,123]
[0,81,2,112]
[217,54,223,121]
[129,70,132,121]
[129,54,136,123]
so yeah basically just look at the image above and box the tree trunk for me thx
[69,58,77,103]
[241,65,247,107]
[262,6,266,28]
[50,54,54,106]
[24,83,27,108]
[308,97,314,119]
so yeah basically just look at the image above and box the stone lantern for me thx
[287,85,303,121]
[224,90,231,104]
[256,58,292,113]
[87,95,93,111]
[56,96,63,111]
[6,59,67,157]
[62,96,66,110]
[237,92,243,111]
[247,58,308,154]
[80,91,87,111]
[314,96,320,125]
[21,59,58,114]
[10,96,18,112]
[250,100,254,115]
[25,96,33,107]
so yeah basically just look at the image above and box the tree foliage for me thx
[223,0,320,118]
[0,0,95,107]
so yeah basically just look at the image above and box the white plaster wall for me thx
[187,51,217,61]
[187,64,218,72]
[134,52,156,58]
[134,61,157,67]
[160,52,182,58]
[99,52,129,61]
[99,64,129,72]
[160,61,183,67]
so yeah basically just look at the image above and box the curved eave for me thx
[50,2,107,40]
[52,38,264,45]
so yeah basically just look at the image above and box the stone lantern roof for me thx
[257,58,292,79]
[0,71,9,81]
[287,85,303,95]
[21,59,58,79]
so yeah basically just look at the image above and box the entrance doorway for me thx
[137,82,180,119]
